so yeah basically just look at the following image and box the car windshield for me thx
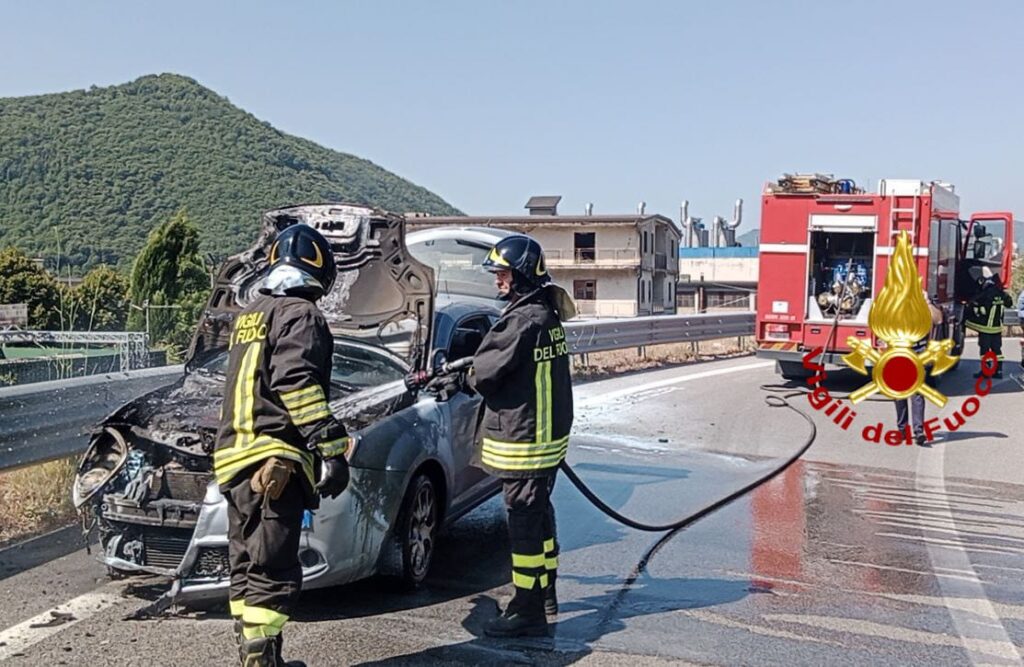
[196,340,407,390]
[409,237,498,299]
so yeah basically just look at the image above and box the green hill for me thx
[0,73,461,271]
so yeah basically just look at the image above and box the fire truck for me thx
[755,174,1014,379]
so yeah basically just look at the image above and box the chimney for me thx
[585,203,593,216]
[525,195,562,216]
[637,201,646,215]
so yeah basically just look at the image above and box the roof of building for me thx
[407,214,680,231]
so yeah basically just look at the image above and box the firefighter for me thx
[215,224,352,667]
[470,235,576,638]
[1018,289,1024,371]
[966,267,1014,379]
[895,295,943,447]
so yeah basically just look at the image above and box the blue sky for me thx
[2,1,1021,230]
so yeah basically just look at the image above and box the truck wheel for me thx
[379,473,438,591]
[777,360,811,381]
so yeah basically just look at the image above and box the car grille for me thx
[163,470,212,502]
[142,527,192,570]
[192,547,230,578]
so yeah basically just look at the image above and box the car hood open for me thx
[185,203,434,372]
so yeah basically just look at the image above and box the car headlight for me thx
[73,427,129,508]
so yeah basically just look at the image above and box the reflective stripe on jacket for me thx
[214,294,346,502]
[473,288,574,478]
[966,287,1013,334]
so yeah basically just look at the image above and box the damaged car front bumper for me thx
[95,465,408,605]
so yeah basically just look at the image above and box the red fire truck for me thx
[755,175,1014,379]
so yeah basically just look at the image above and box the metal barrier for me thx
[564,312,753,354]
[0,313,755,472]
[0,365,183,471]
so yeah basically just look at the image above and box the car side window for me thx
[448,315,492,362]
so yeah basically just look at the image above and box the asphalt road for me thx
[1,340,1022,666]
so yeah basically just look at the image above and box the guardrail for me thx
[0,313,754,472]
[0,365,183,471]
[564,312,753,354]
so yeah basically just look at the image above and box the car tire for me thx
[380,473,438,591]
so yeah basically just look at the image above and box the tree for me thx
[70,266,129,331]
[128,210,211,356]
[0,247,61,329]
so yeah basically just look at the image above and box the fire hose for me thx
[410,356,819,534]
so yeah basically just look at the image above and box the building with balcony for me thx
[407,196,681,317]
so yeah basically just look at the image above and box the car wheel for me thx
[383,473,438,590]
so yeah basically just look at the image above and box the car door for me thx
[444,314,494,506]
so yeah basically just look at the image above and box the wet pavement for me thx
[2,344,1023,665]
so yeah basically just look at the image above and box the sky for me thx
[2,0,1022,231]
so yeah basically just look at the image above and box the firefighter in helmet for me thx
[472,235,576,637]
[966,267,1013,379]
[215,224,351,667]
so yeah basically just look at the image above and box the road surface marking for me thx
[0,588,125,661]
[765,613,1018,660]
[578,360,773,406]
[915,446,1022,665]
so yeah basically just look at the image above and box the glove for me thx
[251,457,295,507]
[426,370,467,400]
[316,455,350,499]
[404,369,430,392]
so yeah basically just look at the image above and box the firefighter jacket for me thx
[214,294,350,504]
[472,288,574,479]
[965,285,1014,334]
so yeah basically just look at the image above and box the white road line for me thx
[915,445,1022,665]
[0,588,125,661]
[766,613,1017,661]
[578,360,774,406]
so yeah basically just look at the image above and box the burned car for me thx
[72,205,504,603]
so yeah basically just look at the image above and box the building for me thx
[408,196,681,317]
[677,246,758,312]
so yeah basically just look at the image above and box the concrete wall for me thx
[555,269,639,318]
[679,257,758,282]
[678,248,759,283]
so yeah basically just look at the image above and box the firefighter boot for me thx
[484,589,549,638]
[234,619,245,664]
[544,572,558,616]
[239,635,306,667]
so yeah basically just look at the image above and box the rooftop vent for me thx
[525,195,561,216]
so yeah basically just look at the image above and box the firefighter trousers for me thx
[895,394,925,438]
[978,332,1004,370]
[502,474,558,616]
[225,464,304,640]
